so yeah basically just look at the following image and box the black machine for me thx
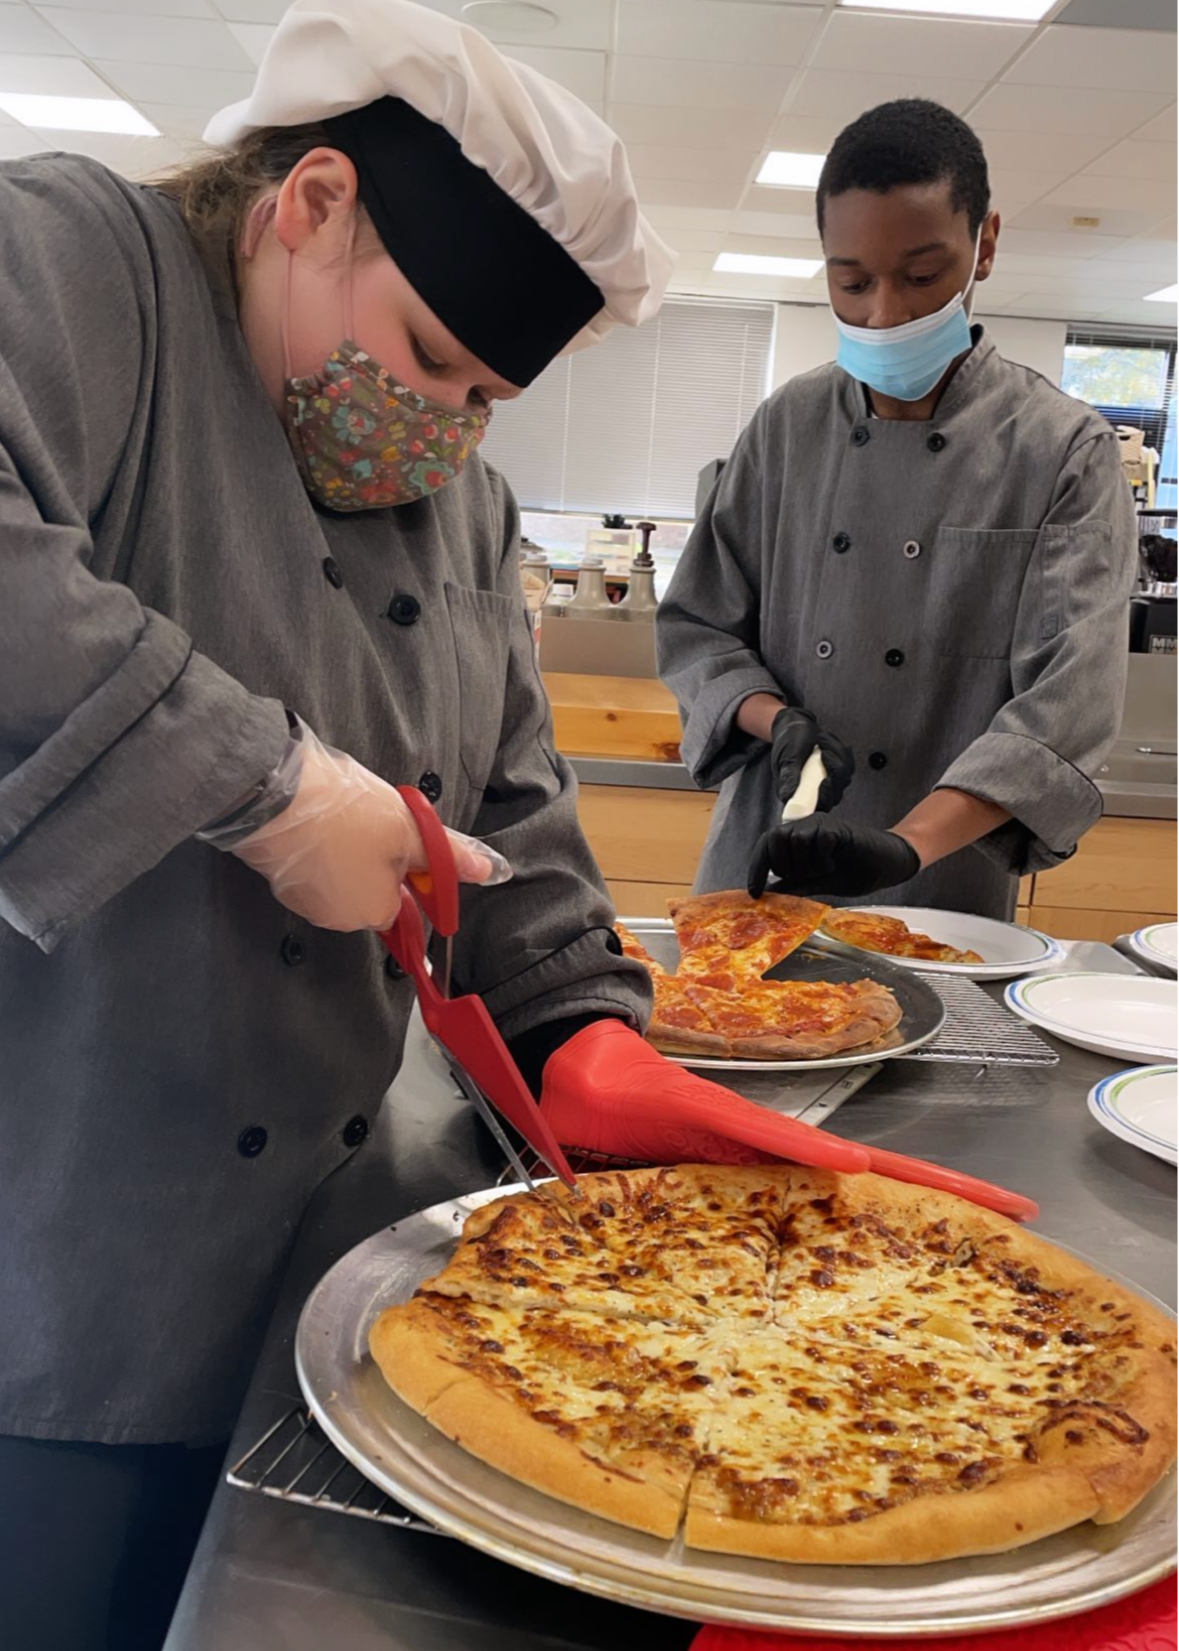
[1132,515,1178,656]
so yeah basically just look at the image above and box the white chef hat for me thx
[203,0,674,386]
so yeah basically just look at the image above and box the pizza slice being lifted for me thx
[822,909,983,966]
[669,890,830,990]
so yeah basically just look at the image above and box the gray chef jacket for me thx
[0,156,648,1445]
[657,329,1136,916]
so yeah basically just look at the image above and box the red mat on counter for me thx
[691,1574,1176,1651]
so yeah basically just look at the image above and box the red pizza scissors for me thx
[379,785,578,1192]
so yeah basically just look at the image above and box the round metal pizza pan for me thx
[620,919,946,1071]
[296,1187,1177,1638]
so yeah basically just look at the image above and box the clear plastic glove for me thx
[200,719,510,931]
[538,1021,869,1172]
[770,707,854,813]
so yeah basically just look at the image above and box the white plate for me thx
[820,906,1062,980]
[1006,974,1178,1064]
[1128,923,1179,977]
[1088,1066,1178,1166]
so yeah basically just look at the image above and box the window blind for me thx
[1063,327,1177,454]
[480,296,774,520]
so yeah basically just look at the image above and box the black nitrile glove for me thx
[770,707,854,813]
[748,814,921,900]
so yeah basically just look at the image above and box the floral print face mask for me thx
[281,241,490,512]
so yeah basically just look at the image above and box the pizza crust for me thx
[371,1301,689,1537]
[371,1168,1178,1565]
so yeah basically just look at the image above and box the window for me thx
[480,297,774,520]
[1062,329,1177,463]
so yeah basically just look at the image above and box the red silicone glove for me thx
[538,1021,869,1173]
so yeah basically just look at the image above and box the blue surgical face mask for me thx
[832,233,981,402]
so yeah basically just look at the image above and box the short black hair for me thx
[816,99,990,238]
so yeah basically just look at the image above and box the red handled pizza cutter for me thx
[380,785,578,1192]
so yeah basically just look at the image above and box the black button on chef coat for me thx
[868,751,888,770]
[388,594,421,625]
[418,770,442,803]
[341,1115,368,1148]
[852,426,870,447]
[885,649,905,667]
[280,934,306,967]
[832,532,851,553]
[322,556,344,588]
[237,1126,267,1158]
[927,433,946,452]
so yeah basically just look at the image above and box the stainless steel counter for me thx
[166,981,1175,1651]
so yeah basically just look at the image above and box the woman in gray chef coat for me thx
[0,5,847,1645]
[658,101,1135,920]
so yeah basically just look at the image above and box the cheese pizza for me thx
[370,1166,1176,1565]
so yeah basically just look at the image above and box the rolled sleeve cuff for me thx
[482,928,653,1044]
[936,731,1103,876]
[0,651,290,951]
[679,665,783,789]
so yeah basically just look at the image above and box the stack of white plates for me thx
[1126,922,1179,977]
[1088,1066,1177,1165]
[1005,973,1178,1065]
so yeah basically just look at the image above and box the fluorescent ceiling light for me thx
[714,253,824,279]
[0,93,158,136]
[1143,284,1178,304]
[839,0,1053,18]
[757,151,825,189]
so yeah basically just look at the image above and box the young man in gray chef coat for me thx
[658,100,1135,920]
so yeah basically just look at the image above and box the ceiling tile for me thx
[1085,139,1176,181]
[736,185,817,223]
[607,102,772,150]
[617,0,822,68]
[788,68,985,122]
[625,143,754,184]
[724,230,824,258]
[92,56,254,105]
[1132,106,1176,143]
[38,8,251,68]
[1041,173,1178,215]
[1052,0,1174,31]
[137,100,219,139]
[1092,238,1176,266]
[1009,202,1163,238]
[767,112,842,153]
[422,0,613,51]
[732,208,820,238]
[507,45,604,108]
[0,48,113,92]
[998,226,1128,259]
[27,126,186,171]
[226,19,271,65]
[0,124,43,156]
[988,169,1073,210]
[51,0,213,12]
[811,13,1031,81]
[656,227,725,253]
[0,4,74,51]
[1003,24,1175,93]
[973,127,1111,175]
[611,55,793,112]
[640,203,734,232]
[968,81,1171,138]
[211,0,286,17]
[635,176,744,210]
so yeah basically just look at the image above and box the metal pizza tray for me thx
[295,1188,1177,1638]
[622,918,945,1071]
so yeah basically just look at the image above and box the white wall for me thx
[770,303,1067,393]
[976,315,1067,387]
